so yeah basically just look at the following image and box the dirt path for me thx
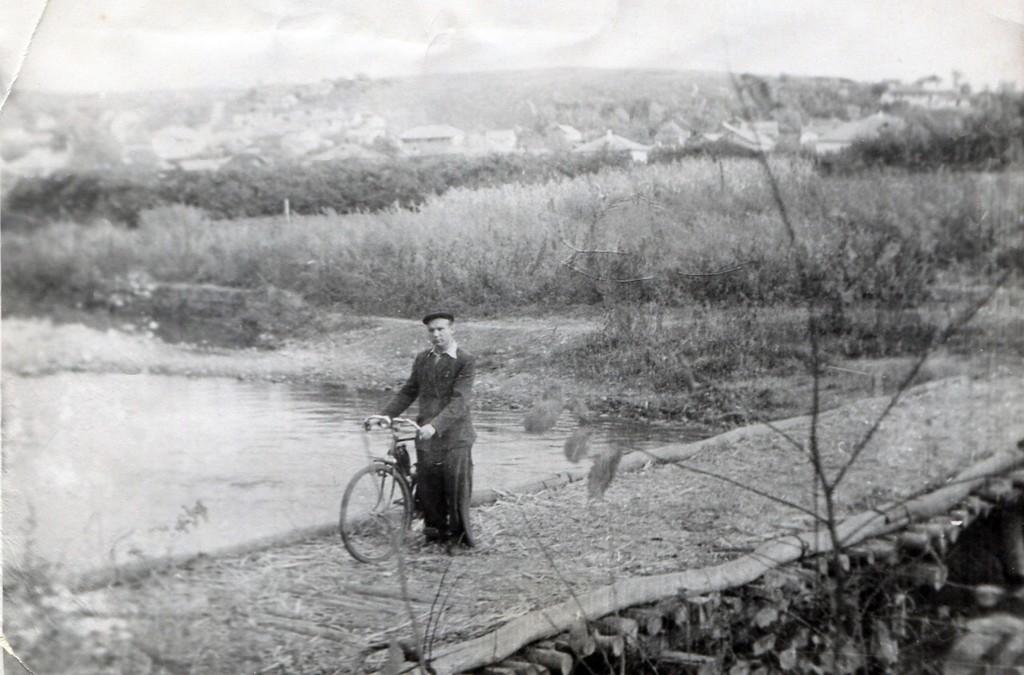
[1,314,597,408]
[5,372,1022,674]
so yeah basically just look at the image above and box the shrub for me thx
[1,152,636,227]
[3,159,1018,317]
[822,92,1024,173]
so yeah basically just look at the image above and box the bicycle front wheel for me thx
[339,463,413,563]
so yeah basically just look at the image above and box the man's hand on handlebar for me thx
[362,415,391,431]
[418,424,436,440]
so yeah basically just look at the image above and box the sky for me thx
[1,0,1022,95]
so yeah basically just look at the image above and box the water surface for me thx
[2,372,698,581]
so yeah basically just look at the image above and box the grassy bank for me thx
[5,159,1021,313]
[3,159,1022,412]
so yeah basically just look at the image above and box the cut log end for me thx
[592,632,624,657]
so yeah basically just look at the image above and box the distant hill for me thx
[4,67,884,132]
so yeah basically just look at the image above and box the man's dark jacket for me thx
[381,347,476,446]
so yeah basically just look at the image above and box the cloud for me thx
[7,0,1022,92]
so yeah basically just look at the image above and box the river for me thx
[2,372,698,582]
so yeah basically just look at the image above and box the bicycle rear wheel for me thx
[339,463,413,563]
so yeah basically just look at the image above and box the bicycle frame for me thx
[363,415,420,484]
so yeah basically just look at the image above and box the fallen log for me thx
[497,659,546,675]
[426,447,1024,674]
[656,650,719,667]
[625,608,664,636]
[597,616,638,641]
[911,522,950,553]
[973,584,1006,608]
[977,478,1018,504]
[847,539,898,566]
[566,621,595,657]
[480,667,516,675]
[965,495,994,518]
[661,600,690,629]
[523,647,573,675]
[592,633,624,657]
[949,507,972,528]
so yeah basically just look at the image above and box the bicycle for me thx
[339,415,420,563]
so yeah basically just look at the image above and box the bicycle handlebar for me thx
[362,415,421,433]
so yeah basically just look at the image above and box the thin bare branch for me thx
[829,274,1008,492]
[424,560,455,661]
[729,75,801,252]
[561,259,655,284]
[558,237,631,255]
[674,261,754,278]
[393,541,430,675]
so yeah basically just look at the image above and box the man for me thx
[376,310,476,550]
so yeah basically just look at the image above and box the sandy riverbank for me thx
[1,313,595,406]
[4,306,1016,431]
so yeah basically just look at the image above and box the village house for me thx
[122,144,169,169]
[398,124,465,155]
[152,125,209,161]
[484,129,518,153]
[751,120,780,140]
[654,121,693,147]
[574,130,652,163]
[347,114,388,144]
[108,110,146,144]
[0,145,71,176]
[798,119,843,148]
[279,129,329,158]
[711,120,779,153]
[881,86,971,110]
[810,112,905,155]
[551,123,583,146]
[0,126,54,155]
[207,129,251,155]
[219,152,268,171]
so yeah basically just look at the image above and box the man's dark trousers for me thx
[416,440,473,544]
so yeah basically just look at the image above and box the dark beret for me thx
[421,310,455,324]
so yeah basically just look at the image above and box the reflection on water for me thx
[2,373,699,581]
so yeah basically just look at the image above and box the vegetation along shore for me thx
[4,156,1023,426]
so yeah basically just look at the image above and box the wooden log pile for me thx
[474,598,728,675]
[408,446,1024,674]
[465,479,1024,674]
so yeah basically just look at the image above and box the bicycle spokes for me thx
[339,464,414,563]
